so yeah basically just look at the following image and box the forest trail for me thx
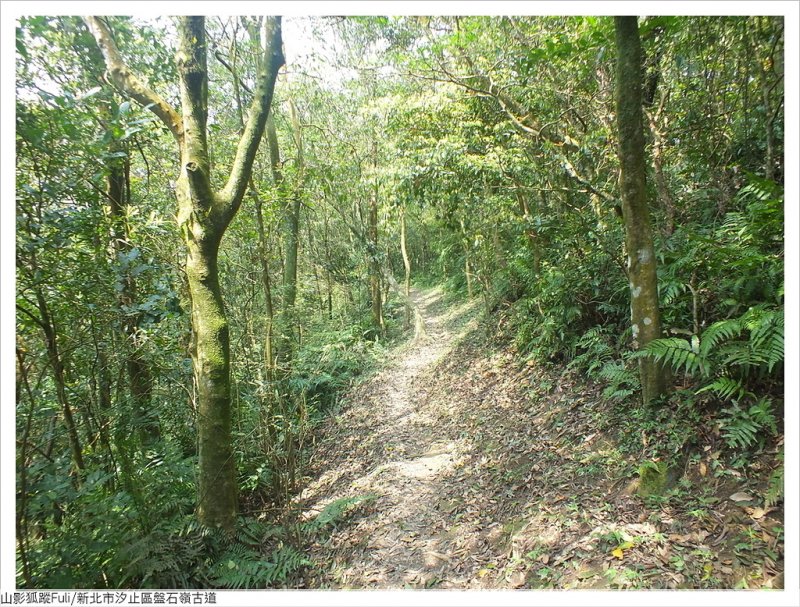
[299,287,483,588]
[299,287,785,590]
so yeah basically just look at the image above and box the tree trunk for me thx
[279,100,305,368]
[400,208,412,329]
[182,219,238,528]
[85,15,284,531]
[368,141,384,332]
[615,16,670,405]
[30,286,85,474]
[648,113,676,236]
[253,193,275,377]
[16,345,35,586]
[106,137,160,443]
[460,218,473,298]
[369,191,384,332]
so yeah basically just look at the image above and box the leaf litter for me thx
[296,288,784,590]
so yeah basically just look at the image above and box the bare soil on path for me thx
[298,287,784,590]
[299,287,481,588]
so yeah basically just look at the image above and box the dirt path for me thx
[299,287,481,588]
[298,287,784,590]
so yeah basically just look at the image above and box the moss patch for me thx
[637,460,668,497]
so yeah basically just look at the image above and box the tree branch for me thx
[219,16,285,222]
[82,16,184,145]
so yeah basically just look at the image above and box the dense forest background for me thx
[8,11,792,592]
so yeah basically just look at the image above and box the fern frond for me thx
[744,307,784,372]
[765,458,784,507]
[699,319,742,357]
[304,494,377,531]
[718,343,768,370]
[697,376,751,401]
[642,337,706,377]
[660,281,687,306]
[597,360,639,402]
[598,362,637,386]
[210,544,309,589]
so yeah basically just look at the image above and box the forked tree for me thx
[84,15,284,530]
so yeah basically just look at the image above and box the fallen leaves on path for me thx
[296,287,784,590]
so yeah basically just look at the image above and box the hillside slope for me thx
[298,288,784,590]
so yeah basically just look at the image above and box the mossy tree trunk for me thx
[85,15,284,531]
[614,16,670,405]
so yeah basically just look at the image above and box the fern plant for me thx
[597,358,640,402]
[568,326,616,378]
[303,494,377,532]
[718,399,777,450]
[764,454,784,507]
[641,306,783,383]
[210,543,310,589]
[641,305,783,451]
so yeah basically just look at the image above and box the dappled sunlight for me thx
[298,286,480,588]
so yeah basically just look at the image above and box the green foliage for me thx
[209,539,309,589]
[568,326,616,377]
[292,323,386,412]
[609,389,702,462]
[598,360,640,403]
[117,517,207,588]
[639,336,706,376]
[642,302,782,454]
[115,515,311,589]
[22,447,198,588]
[643,305,782,394]
[15,13,784,591]
[764,456,783,507]
[718,399,777,451]
[303,494,377,531]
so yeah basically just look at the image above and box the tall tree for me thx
[276,99,305,369]
[368,140,385,332]
[84,15,284,530]
[614,16,669,405]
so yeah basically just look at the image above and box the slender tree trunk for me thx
[253,193,275,377]
[107,138,160,443]
[749,18,782,182]
[16,345,35,587]
[368,141,384,332]
[400,208,412,329]
[33,287,85,473]
[281,102,304,368]
[307,221,325,315]
[513,184,541,274]
[460,218,473,298]
[648,114,676,236]
[91,336,116,473]
[615,16,670,405]
[322,209,334,319]
[368,190,384,331]
[266,105,303,370]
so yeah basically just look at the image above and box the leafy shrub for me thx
[291,324,386,412]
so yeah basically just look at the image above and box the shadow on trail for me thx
[298,286,783,590]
